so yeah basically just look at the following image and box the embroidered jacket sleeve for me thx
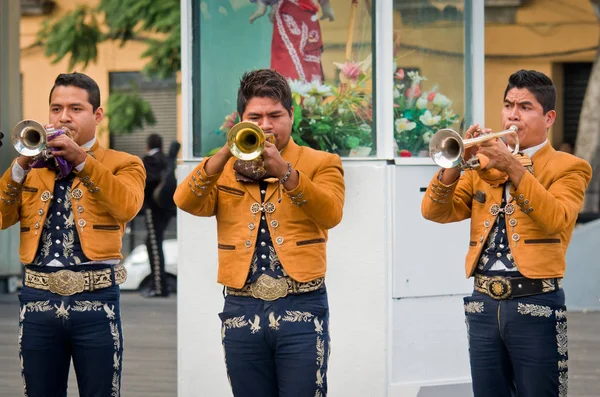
[74,154,146,223]
[421,169,474,224]
[284,154,345,230]
[509,159,592,235]
[173,157,221,217]
[0,161,23,230]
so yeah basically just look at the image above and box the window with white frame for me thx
[191,0,375,158]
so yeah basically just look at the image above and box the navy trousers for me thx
[18,270,123,397]
[464,289,568,397]
[219,288,330,397]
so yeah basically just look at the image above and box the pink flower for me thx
[405,85,421,98]
[220,111,238,131]
[341,62,362,82]
[395,69,405,80]
[427,91,436,102]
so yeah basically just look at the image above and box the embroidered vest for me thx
[33,174,90,266]
[477,198,517,272]
[247,181,286,282]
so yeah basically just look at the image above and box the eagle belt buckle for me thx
[487,276,511,300]
[251,274,288,301]
[47,270,86,296]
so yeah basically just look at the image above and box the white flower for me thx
[407,71,427,85]
[422,131,434,144]
[433,93,452,108]
[288,79,310,96]
[416,97,428,109]
[419,110,441,126]
[395,118,416,133]
[308,79,333,96]
[393,88,401,99]
[338,108,347,115]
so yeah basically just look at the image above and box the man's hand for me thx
[249,1,268,24]
[46,133,87,167]
[262,141,288,179]
[320,2,335,21]
[463,124,491,160]
[476,137,526,187]
[16,155,36,170]
[262,141,299,189]
[204,143,233,176]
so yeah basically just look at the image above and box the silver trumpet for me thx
[12,119,66,161]
[429,125,519,169]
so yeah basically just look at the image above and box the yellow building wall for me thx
[485,0,598,146]
[19,0,181,150]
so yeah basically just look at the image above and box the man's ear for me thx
[95,107,104,124]
[545,109,556,128]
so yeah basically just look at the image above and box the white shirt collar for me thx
[522,139,548,158]
[148,148,160,156]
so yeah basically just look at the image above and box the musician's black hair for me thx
[504,70,556,114]
[237,69,293,118]
[49,72,101,111]
[147,133,163,151]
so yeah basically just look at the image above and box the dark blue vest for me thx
[33,174,90,267]
[477,197,516,272]
[247,181,285,282]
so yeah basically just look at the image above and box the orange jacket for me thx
[174,139,345,288]
[422,143,592,279]
[0,142,145,263]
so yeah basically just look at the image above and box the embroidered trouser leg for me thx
[219,288,330,397]
[464,289,568,397]
[18,285,123,397]
[145,208,170,295]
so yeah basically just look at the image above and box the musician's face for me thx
[49,85,103,146]
[502,87,555,150]
[242,97,293,151]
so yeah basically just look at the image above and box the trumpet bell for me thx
[227,122,272,161]
[428,128,464,169]
[12,120,48,157]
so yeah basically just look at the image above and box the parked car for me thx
[120,239,178,293]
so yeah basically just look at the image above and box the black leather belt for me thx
[474,273,562,300]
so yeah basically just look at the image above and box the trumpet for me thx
[429,125,519,169]
[227,122,275,161]
[12,119,68,161]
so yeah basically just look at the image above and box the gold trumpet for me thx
[227,122,275,161]
[429,125,519,169]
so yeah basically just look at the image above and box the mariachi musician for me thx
[0,72,145,396]
[174,68,345,396]
[422,69,592,397]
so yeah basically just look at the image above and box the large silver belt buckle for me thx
[487,276,511,300]
[250,274,288,301]
[47,270,86,296]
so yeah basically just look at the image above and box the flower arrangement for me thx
[213,57,374,157]
[393,68,460,157]
[289,57,373,156]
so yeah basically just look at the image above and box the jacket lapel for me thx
[531,141,554,176]
[71,140,105,191]
[36,168,56,193]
